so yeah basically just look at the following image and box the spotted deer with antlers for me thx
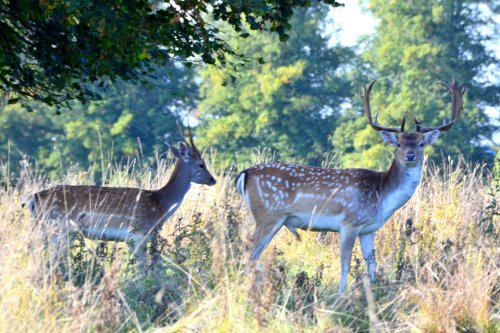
[236,79,464,292]
[27,124,216,266]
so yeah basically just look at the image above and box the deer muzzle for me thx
[405,151,417,162]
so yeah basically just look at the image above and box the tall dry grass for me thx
[0,154,498,332]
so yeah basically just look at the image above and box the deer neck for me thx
[156,159,192,217]
[379,158,422,220]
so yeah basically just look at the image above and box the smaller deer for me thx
[27,124,216,266]
[236,79,464,292]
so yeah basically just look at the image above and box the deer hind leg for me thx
[284,216,302,241]
[251,218,285,260]
[338,226,360,292]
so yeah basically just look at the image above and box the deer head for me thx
[169,122,216,186]
[359,78,465,168]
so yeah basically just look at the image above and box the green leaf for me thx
[202,53,215,65]
[279,34,290,42]
[0,0,344,107]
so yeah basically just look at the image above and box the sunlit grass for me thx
[0,153,498,332]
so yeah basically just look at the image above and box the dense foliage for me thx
[331,0,499,168]
[196,4,355,165]
[0,65,195,177]
[0,0,342,107]
[0,0,498,176]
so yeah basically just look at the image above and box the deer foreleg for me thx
[128,233,148,270]
[338,227,359,292]
[360,232,376,282]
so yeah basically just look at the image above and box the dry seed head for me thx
[210,236,225,285]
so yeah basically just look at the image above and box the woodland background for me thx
[0,1,499,332]
[1,0,499,178]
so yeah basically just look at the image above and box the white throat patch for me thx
[380,166,422,222]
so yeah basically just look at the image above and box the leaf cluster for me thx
[196,4,354,166]
[0,65,195,178]
[0,0,342,107]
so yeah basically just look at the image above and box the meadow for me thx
[0,152,498,332]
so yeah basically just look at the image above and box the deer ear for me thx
[178,142,192,159]
[379,131,398,146]
[423,130,440,146]
[168,143,180,158]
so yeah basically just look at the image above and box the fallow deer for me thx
[236,79,464,292]
[27,124,216,266]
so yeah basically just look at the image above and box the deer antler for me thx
[359,80,405,133]
[186,121,202,156]
[176,120,187,143]
[414,78,465,133]
[176,120,202,156]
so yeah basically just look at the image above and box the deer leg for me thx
[284,216,302,241]
[41,219,76,274]
[251,219,284,260]
[48,233,66,268]
[48,219,73,255]
[129,233,148,270]
[149,231,162,266]
[338,227,359,292]
[359,232,376,282]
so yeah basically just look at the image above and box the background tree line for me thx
[1,0,498,178]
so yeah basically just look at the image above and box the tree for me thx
[332,0,499,169]
[0,0,342,107]
[195,4,355,165]
[0,66,196,177]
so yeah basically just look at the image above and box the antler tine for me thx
[176,120,202,156]
[418,78,465,133]
[186,121,202,156]
[359,80,402,133]
[176,120,188,143]
[414,117,423,132]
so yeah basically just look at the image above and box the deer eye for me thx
[397,143,401,147]
[419,142,424,147]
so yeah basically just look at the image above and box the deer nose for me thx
[208,177,216,185]
[405,151,416,161]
